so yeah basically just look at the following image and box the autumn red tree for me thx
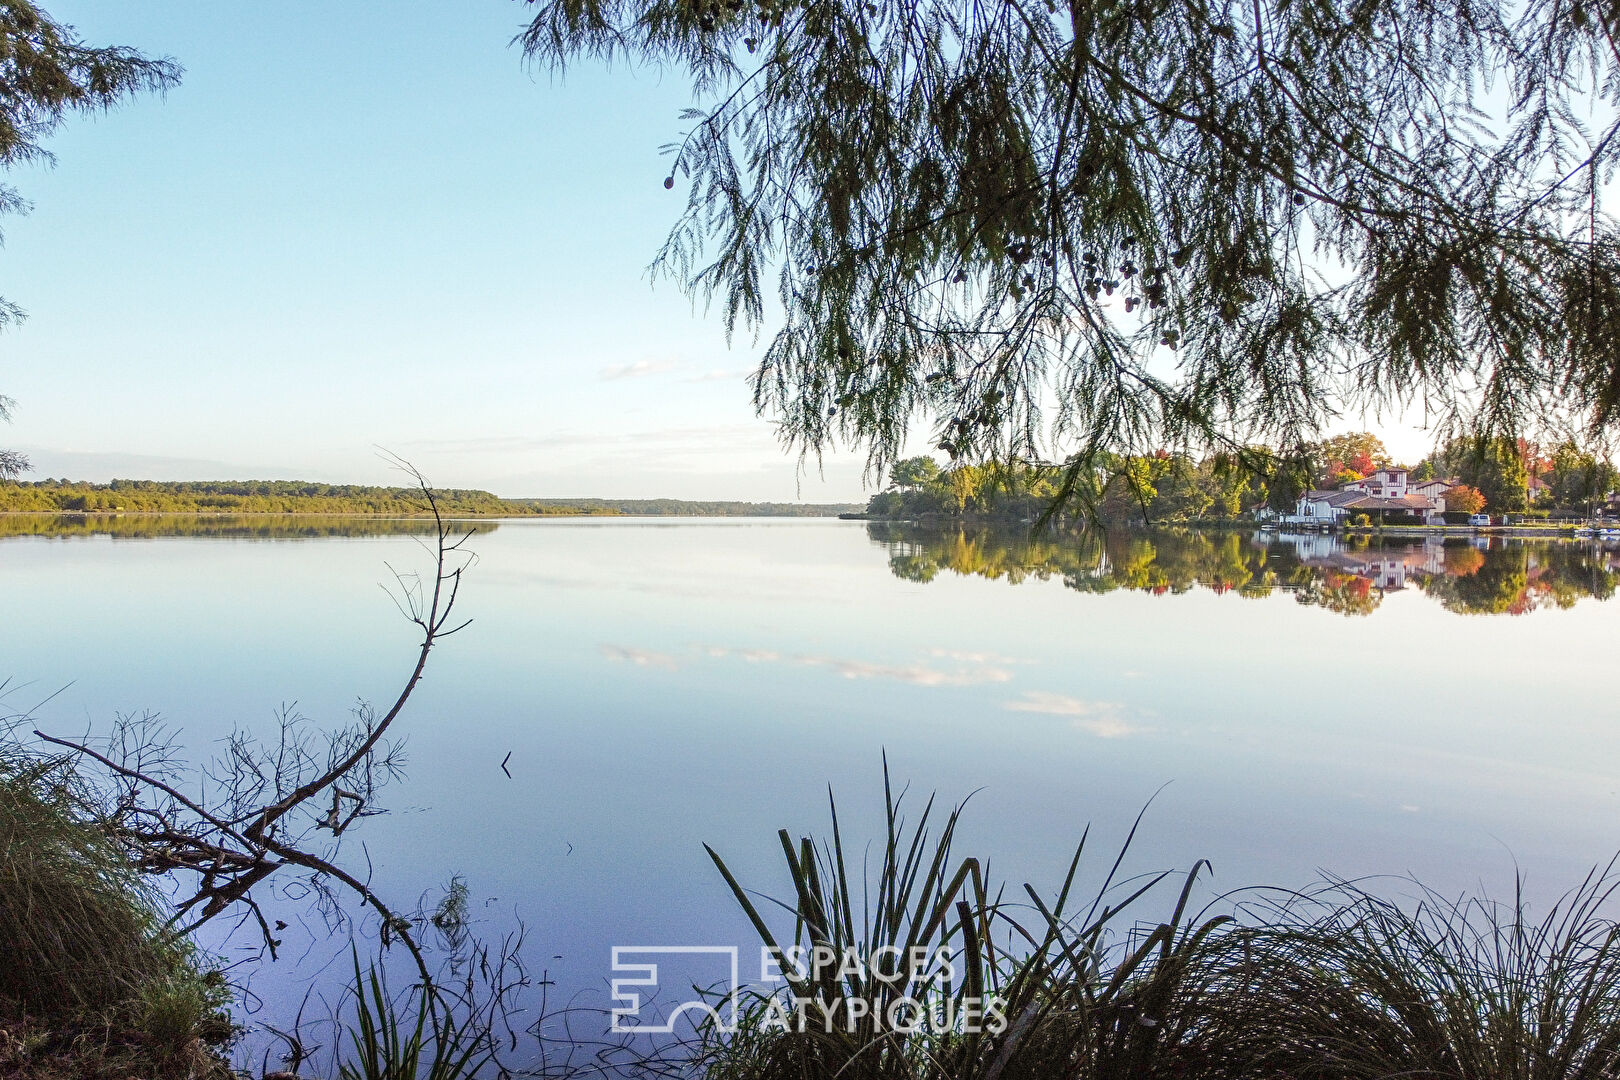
[1446,484,1486,515]
[1446,546,1486,576]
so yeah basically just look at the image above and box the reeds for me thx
[698,765,1228,1080]
[1167,872,1620,1080]
[699,770,1620,1080]
[337,951,495,1080]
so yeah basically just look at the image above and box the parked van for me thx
[1469,514,1491,527]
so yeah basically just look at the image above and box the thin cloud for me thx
[928,648,1034,666]
[682,368,754,383]
[801,656,1014,687]
[704,646,782,663]
[599,644,680,671]
[1004,691,1143,738]
[599,360,683,381]
[704,645,1012,687]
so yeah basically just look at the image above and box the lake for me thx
[4,516,1618,1062]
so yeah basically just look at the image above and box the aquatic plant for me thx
[700,770,1620,1080]
[699,763,1227,1080]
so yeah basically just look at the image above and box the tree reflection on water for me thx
[866,523,1620,616]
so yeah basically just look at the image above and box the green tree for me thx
[1146,454,1213,521]
[521,0,1620,494]
[1095,455,1160,523]
[0,4,180,477]
[890,455,941,490]
[943,462,988,513]
[1246,446,1313,514]
[1199,453,1266,518]
[1439,437,1530,513]
[1547,440,1619,513]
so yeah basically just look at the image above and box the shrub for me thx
[1445,483,1487,515]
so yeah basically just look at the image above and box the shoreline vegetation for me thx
[0,746,234,1080]
[13,735,1620,1080]
[849,435,1620,529]
[846,509,1597,536]
[0,479,861,518]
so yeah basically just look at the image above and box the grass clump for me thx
[697,768,1229,1080]
[697,771,1620,1080]
[336,950,495,1080]
[1169,874,1620,1080]
[0,746,233,1079]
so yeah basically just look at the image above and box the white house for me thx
[1293,489,1367,523]
[1289,484,1446,525]
[1409,477,1455,507]
[1344,467,1410,498]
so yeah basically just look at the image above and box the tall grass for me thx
[0,745,232,1075]
[0,748,219,1017]
[1167,872,1620,1080]
[698,767,1228,1080]
[699,773,1620,1080]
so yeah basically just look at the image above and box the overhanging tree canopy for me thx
[519,0,1620,491]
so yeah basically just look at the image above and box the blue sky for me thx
[1,1,888,499]
[1,2,1432,499]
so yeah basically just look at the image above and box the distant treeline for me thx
[503,497,863,516]
[0,480,861,518]
[0,479,519,515]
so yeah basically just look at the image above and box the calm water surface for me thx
[4,517,1618,1040]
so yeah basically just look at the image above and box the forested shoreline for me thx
[858,433,1620,525]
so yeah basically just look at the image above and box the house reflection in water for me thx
[1267,531,1453,592]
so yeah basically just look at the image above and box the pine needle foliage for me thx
[0,0,178,325]
[519,0,1620,490]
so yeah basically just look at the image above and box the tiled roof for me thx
[1302,490,1367,506]
[1339,494,1435,511]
